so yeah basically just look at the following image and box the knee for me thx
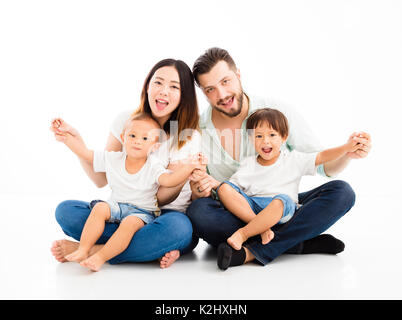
[329,180,356,211]
[162,212,193,239]
[55,200,75,228]
[216,182,229,197]
[91,201,110,219]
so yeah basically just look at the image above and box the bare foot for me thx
[160,250,180,269]
[65,248,90,263]
[51,240,79,263]
[80,254,105,272]
[227,229,247,250]
[261,229,275,245]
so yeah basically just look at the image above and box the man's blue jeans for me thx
[55,200,198,264]
[186,180,355,265]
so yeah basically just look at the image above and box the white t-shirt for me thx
[229,149,318,203]
[199,94,326,182]
[93,151,168,213]
[110,111,202,213]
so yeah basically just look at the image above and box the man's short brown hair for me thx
[246,108,289,139]
[192,47,237,86]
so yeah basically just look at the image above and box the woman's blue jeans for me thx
[55,200,198,264]
[186,180,356,265]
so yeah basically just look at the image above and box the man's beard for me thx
[214,90,244,118]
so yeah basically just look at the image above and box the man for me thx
[186,47,371,270]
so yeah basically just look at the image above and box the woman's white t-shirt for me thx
[110,111,202,213]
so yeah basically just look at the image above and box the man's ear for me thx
[235,68,241,80]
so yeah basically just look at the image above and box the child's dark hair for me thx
[246,108,289,138]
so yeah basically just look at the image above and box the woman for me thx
[51,59,201,268]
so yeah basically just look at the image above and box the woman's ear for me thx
[120,132,125,143]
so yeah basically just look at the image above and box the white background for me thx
[0,0,401,299]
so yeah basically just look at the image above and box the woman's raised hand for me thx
[50,118,79,142]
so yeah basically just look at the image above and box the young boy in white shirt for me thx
[215,108,360,269]
[52,113,203,271]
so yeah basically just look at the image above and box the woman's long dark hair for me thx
[133,59,199,149]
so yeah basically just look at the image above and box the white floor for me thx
[1,192,401,300]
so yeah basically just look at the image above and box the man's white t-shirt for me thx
[110,111,202,213]
[229,150,318,203]
[93,150,168,213]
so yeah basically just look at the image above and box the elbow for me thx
[95,181,107,188]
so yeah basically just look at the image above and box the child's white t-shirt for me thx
[229,149,318,203]
[110,111,202,213]
[93,150,168,214]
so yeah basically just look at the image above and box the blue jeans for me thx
[89,200,156,224]
[217,181,296,224]
[55,200,198,264]
[186,180,355,265]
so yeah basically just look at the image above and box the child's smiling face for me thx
[121,119,161,159]
[251,121,287,165]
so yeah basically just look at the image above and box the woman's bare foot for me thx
[51,240,79,262]
[65,248,90,263]
[160,250,180,269]
[260,229,275,245]
[227,229,247,250]
[80,253,106,272]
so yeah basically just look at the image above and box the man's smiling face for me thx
[198,60,244,117]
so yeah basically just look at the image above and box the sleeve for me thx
[110,110,132,144]
[93,150,107,173]
[293,151,319,176]
[148,155,170,184]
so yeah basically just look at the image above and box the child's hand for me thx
[345,133,362,154]
[186,152,208,170]
[346,132,372,159]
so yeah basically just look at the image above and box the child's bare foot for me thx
[80,254,105,272]
[160,250,180,269]
[227,229,247,250]
[51,240,79,262]
[65,248,90,263]
[261,229,275,245]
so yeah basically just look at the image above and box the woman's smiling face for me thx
[147,66,181,124]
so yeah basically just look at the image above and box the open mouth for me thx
[219,96,234,109]
[261,147,272,154]
[156,99,169,111]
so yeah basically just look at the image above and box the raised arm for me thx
[51,118,122,187]
[315,135,360,166]
[159,154,205,188]
[52,118,93,163]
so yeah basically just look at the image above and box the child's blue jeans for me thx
[89,200,156,224]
